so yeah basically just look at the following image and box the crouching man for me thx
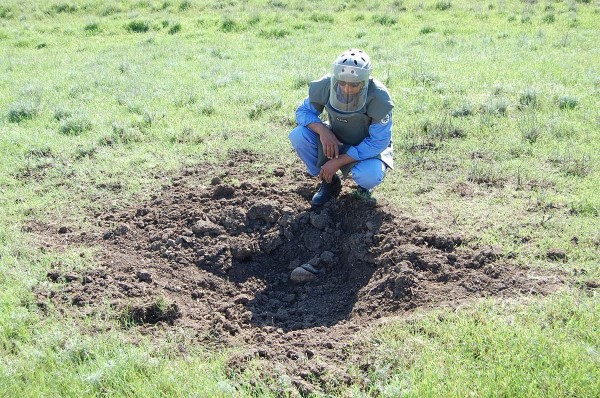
[289,48,395,206]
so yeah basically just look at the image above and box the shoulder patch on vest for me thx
[380,113,390,125]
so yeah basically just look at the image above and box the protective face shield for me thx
[329,49,372,113]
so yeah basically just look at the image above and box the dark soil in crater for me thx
[33,151,561,395]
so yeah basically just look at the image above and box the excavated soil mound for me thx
[34,151,559,394]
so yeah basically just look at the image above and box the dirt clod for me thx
[137,270,152,282]
[47,269,61,281]
[547,248,567,262]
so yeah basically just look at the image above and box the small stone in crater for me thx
[300,263,319,274]
[290,265,318,283]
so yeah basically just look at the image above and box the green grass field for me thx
[1,0,598,396]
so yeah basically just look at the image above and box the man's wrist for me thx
[308,122,326,135]
[333,154,354,166]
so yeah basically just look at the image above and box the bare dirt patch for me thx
[33,151,561,395]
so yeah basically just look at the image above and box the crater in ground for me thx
[33,151,561,395]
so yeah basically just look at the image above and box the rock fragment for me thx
[290,265,318,283]
[192,220,224,236]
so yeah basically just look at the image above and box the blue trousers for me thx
[289,126,386,190]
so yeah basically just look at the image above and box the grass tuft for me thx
[570,201,598,216]
[522,125,542,144]
[99,5,121,16]
[53,108,73,121]
[126,20,150,33]
[422,115,466,141]
[451,104,473,117]
[84,22,101,34]
[168,22,182,34]
[247,15,261,26]
[8,101,39,123]
[198,103,215,116]
[169,127,205,144]
[310,13,334,23]
[59,115,92,136]
[27,147,54,159]
[420,26,435,34]
[220,17,239,33]
[104,122,144,145]
[179,0,192,11]
[558,155,593,177]
[373,15,397,25]
[558,95,579,110]
[49,3,78,14]
[269,0,287,8]
[482,97,509,116]
[119,297,180,327]
[518,113,543,144]
[74,144,97,160]
[435,1,452,11]
[467,162,505,187]
[174,92,197,108]
[258,28,289,39]
[0,5,14,19]
[518,88,538,108]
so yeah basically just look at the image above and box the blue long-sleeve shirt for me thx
[295,97,392,162]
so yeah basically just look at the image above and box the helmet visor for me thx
[329,64,369,113]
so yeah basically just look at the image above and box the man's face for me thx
[338,81,363,96]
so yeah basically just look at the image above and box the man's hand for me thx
[318,158,341,183]
[318,154,357,183]
[307,122,342,159]
[319,129,342,159]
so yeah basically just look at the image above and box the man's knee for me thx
[289,126,313,150]
[352,161,386,189]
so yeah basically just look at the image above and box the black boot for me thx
[311,174,341,206]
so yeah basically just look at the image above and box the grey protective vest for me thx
[308,75,394,176]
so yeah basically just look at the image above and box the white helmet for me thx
[329,49,372,113]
